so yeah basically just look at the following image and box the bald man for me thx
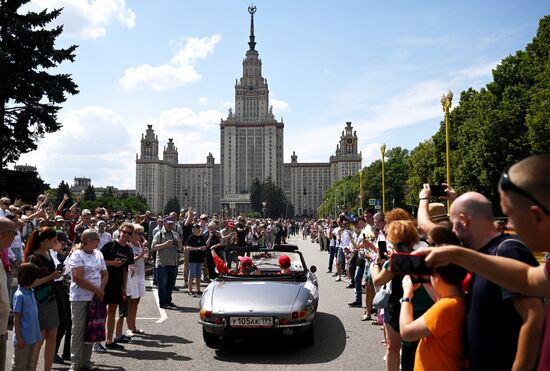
[0,217,17,368]
[444,191,543,371]
[422,155,550,370]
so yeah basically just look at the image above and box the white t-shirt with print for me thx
[66,249,106,302]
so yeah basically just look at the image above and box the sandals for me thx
[132,328,145,335]
[361,314,372,321]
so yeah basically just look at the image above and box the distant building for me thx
[14,164,37,173]
[70,177,135,199]
[136,6,361,216]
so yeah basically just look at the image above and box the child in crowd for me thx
[12,263,42,371]
[399,263,468,371]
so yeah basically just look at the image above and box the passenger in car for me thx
[278,255,292,274]
[210,247,261,275]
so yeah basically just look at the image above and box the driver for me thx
[210,247,261,275]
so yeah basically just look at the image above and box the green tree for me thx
[0,0,78,169]
[55,181,72,208]
[163,197,180,215]
[249,178,262,213]
[84,185,96,201]
[0,168,49,203]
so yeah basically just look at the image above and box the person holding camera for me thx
[151,218,180,309]
[372,220,432,371]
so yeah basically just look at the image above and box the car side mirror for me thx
[309,265,317,273]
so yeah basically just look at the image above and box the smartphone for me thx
[378,241,387,259]
[389,253,432,275]
[430,185,447,197]
[56,264,64,273]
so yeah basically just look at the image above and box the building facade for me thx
[136,6,361,216]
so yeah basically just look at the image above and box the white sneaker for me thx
[335,277,341,282]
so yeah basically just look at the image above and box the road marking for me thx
[149,279,168,323]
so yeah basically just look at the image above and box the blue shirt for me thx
[12,286,41,345]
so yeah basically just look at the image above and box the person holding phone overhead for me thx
[100,223,135,350]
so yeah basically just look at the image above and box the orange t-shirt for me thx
[414,297,467,371]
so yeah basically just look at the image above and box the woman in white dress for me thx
[125,224,148,335]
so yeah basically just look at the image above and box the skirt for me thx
[37,298,60,330]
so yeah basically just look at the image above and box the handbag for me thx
[85,298,107,343]
[373,285,391,309]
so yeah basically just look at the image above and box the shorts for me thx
[188,262,203,279]
[337,249,345,264]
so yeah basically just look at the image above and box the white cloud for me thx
[17,106,136,188]
[198,97,209,105]
[120,34,222,91]
[270,98,289,112]
[24,0,135,39]
[361,143,383,166]
[457,60,499,79]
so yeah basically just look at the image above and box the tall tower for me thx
[220,5,284,208]
[330,122,362,180]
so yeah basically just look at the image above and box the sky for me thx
[15,0,549,190]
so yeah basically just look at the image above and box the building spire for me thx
[248,4,257,50]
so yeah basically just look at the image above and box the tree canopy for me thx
[0,0,78,169]
[249,178,294,218]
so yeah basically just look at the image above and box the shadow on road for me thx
[106,334,193,362]
[213,312,346,365]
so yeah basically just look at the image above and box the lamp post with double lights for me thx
[440,90,453,210]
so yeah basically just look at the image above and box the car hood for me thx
[210,280,303,314]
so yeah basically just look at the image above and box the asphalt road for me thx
[8,236,387,370]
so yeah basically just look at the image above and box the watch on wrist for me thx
[400,297,412,303]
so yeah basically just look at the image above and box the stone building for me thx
[136,6,361,216]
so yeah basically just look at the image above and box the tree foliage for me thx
[249,178,294,218]
[0,0,79,169]
[84,185,96,202]
[79,195,149,215]
[163,197,181,215]
[0,168,49,203]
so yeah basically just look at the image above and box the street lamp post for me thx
[380,144,386,213]
[441,90,453,210]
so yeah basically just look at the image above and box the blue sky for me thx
[16,0,549,189]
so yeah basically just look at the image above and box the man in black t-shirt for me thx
[100,222,135,349]
[186,224,206,296]
[235,216,248,247]
[449,192,543,371]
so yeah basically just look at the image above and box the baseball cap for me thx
[163,217,174,224]
[81,209,92,216]
[54,215,64,222]
[192,223,201,229]
[200,214,208,220]
[227,222,236,228]
[279,255,291,269]
[238,256,253,268]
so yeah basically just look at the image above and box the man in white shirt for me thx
[0,198,11,218]
[96,220,112,249]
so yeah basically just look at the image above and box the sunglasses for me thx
[500,167,549,216]
[120,230,134,236]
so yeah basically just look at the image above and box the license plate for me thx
[230,316,273,328]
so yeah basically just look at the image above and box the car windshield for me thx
[250,251,304,273]
[225,250,305,276]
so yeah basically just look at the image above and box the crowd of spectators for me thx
[299,154,550,371]
[0,192,300,370]
[0,154,548,370]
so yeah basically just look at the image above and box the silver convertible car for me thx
[198,245,319,348]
